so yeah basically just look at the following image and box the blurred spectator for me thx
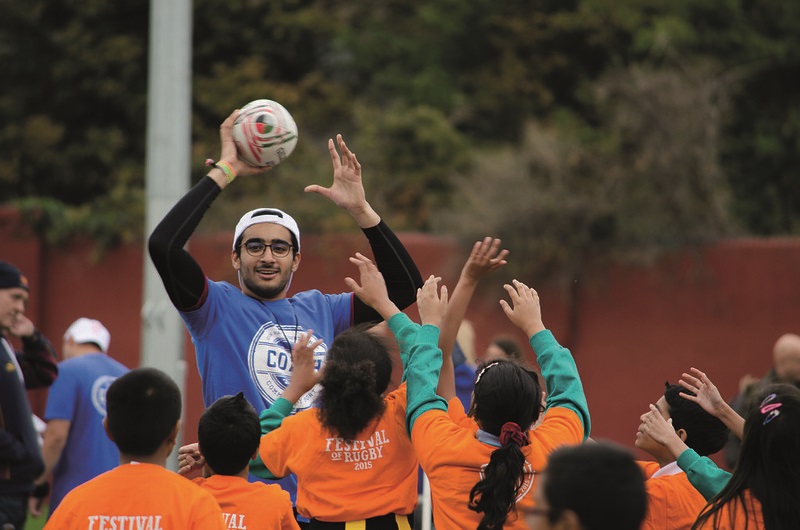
[724,333,800,468]
[0,261,58,529]
[484,334,524,364]
[30,318,129,519]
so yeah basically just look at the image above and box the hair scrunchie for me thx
[500,422,529,447]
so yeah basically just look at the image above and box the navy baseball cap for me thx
[0,261,29,291]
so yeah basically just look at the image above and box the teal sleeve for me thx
[676,448,731,500]
[387,312,421,382]
[401,322,448,434]
[259,398,295,434]
[248,398,294,479]
[533,329,591,440]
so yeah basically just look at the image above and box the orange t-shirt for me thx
[45,462,225,530]
[415,403,584,530]
[259,383,418,522]
[694,491,765,529]
[446,397,539,519]
[193,474,299,530]
[639,461,709,530]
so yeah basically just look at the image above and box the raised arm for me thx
[258,330,323,433]
[403,276,449,433]
[345,252,402,321]
[437,238,508,401]
[304,135,423,323]
[345,252,428,382]
[678,367,745,440]
[501,280,590,438]
[148,109,270,310]
[249,330,322,479]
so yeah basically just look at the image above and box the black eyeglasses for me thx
[239,239,293,258]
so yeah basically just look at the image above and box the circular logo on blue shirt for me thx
[91,375,118,416]
[248,323,326,410]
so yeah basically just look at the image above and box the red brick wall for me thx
[3,208,799,467]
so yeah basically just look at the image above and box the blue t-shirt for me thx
[44,352,129,514]
[180,280,353,502]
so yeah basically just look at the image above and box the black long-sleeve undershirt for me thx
[148,176,423,323]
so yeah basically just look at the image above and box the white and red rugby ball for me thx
[232,99,298,168]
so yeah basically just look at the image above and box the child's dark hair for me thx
[664,382,729,456]
[467,360,541,529]
[105,367,181,457]
[543,443,647,530]
[199,392,260,476]
[317,325,393,442]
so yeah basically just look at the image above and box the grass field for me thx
[25,507,48,530]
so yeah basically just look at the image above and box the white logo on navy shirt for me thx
[248,323,326,410]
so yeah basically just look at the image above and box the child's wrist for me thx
[526,323,546,337]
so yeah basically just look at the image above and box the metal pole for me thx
[142,0,192,471]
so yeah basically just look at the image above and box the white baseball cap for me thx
[64,318,111,353]
[233,208,301,252]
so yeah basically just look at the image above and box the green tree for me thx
[1,0,798,253]
[1,0,148,245]
[440,63,737,280]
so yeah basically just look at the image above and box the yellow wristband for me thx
[216,161,237,184]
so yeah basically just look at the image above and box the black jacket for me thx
[0,331,58,495]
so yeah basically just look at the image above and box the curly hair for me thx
[316,325,393,442]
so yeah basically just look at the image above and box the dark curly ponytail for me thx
[317,325,393,441]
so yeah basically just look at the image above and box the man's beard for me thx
[241,270,290,300]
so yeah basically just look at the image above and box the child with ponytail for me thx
[394,242,591,529]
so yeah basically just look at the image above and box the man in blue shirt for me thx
[29,318,129,519]
[148,112,423,518]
